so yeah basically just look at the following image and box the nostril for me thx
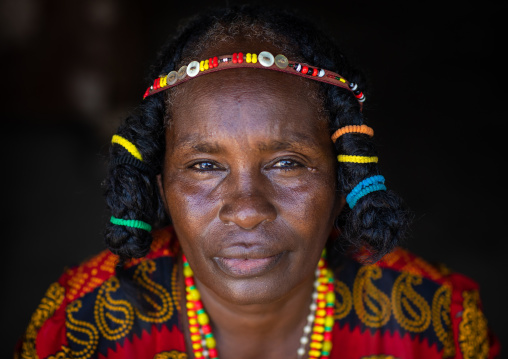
[218,196,277,229]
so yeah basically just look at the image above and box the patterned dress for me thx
[15,226,500,359]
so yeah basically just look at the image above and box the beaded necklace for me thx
[182,251,335,359]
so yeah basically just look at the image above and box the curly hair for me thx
[104,5,410,268]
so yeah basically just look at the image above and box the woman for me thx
[16,6,499,359]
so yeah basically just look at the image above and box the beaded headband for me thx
[142,51,365,106]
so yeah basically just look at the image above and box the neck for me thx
[184,262,317,359]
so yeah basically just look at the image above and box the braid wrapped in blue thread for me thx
[346,175,386,208]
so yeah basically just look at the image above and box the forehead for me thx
[168,68,328,142]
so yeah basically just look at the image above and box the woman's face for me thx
[159,64,343,306]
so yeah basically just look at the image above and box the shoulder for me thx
[331,247,500,359]
[16,226,185,359]
[61,226,178,302]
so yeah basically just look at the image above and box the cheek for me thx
[164,173,219,230]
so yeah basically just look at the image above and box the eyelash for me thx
[272,159,303,171]
[189,158,304,172]
[190,161,221,171]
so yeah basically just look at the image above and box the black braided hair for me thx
[105,5,410,267]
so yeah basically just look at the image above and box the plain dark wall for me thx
[1,0,505,355]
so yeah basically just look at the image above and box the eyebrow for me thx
[176,132,321,154]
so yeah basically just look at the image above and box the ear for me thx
[157,174,169,211]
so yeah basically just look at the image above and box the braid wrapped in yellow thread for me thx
[111,135,143,161]
[338,155,378,163]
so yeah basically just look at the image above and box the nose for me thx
[218,175,277,229]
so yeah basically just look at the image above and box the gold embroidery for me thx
[334,279,352,320]
[171,263,181,312]
[432,285,455,357]
[47,349,70,359]
[66,300,99,359]
[153,350,188,359]
[459,290,489,359]
[361,356,399,359]
[353,266,391,328]
[94,276,135,341]
[20,282,65,359]
[391,272,431,333]
[134,260,174,323]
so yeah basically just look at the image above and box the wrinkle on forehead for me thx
[164,67,329,129]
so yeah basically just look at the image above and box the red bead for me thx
[143,88,150,99]
[202,323,212,334]
[209,58,213,68]
[312,68,318,76]
[213,56,219,67]
[238,52,244,64]
[355,91,364,99]
[328,283,334,290]
[153,78,160,89]
[301,66,309,74]
[326,308,334,316]
[193,301,203,310]
[185,277,194,286]
[208,348,218,358]
[324,331,332,341]
[232,53,238,64]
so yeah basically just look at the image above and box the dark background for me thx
[1,0,506,355]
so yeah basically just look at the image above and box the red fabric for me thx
[15,227,501,359]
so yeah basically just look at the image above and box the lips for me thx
[214,252,284,277]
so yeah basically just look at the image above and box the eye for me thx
[190,161,221,171]
[272,159,303,170]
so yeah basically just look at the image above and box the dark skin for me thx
[158,40,345,359]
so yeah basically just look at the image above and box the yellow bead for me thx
[316,309,326,317]
[160,76,167,87]
[313,325,325,333]
[197,313,209,325]
[183,266,193,278]
[187,310,196,317]
[205,337,216,349]
[186,302,194,309]
[191,334,201,341]
[192,343,202,350]
[325,316,334,328]
[246,53,252,63]
[318,285,328,292]
[189,326,199,333]
[309,350,321,357]
[310,341,323,349]
[311,333,324,341]
[200,60,205,72]
[315,317,325,325]
[326,292,336,304]
[252,53,257,63]
[204,59,209,70]
[189,318,197,326]
[194,351,203,358]
[189,289,201,301]
[318,301,326,308]
[318,293,325,300]
[323,340,332,353]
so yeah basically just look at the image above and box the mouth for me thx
[214,252,284,278]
